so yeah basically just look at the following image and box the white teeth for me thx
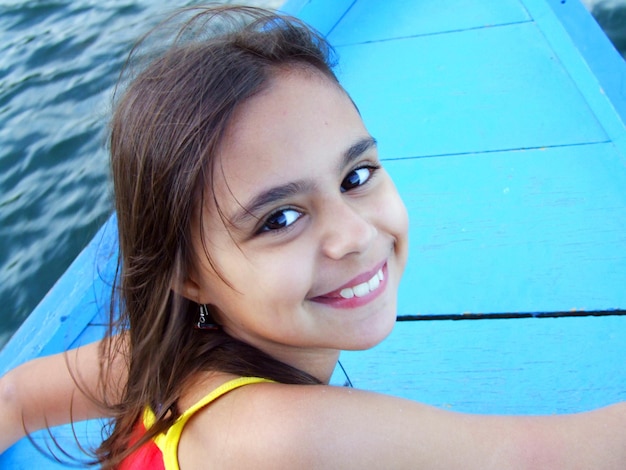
[339,287,354,299]
[353,283,370,297]
[339,268,385,299]
[368,274,380,291]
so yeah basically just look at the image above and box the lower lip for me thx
[311,263,389,309]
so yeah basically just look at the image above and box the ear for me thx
[172,275,201,303]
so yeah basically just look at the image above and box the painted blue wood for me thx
[541,0,626,126]
[324,0,626,316]
[523,0,626,154]
[0,419,107,469]
[339,315,626,414]
[337,21,608,159]
[280,0,355,36]
[387,143,626,315]
[326,0,531,45]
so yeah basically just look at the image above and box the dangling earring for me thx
[195,304,220,331]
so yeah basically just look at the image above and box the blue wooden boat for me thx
[2,0,626,466]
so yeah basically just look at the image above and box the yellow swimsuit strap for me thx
[144,376,274,470]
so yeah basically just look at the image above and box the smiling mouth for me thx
[338,268,384,299]
[313,260,388,302]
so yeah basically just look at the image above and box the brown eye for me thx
[341,167,374,193]
[260,208,302,232]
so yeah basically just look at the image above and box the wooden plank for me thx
[327,0,531,45]
[339,316,626,414]
[280,0,354,36]
[0,419,106,469]
[525,0,626,146]
[386,143,626,315]
[336,22,608,160]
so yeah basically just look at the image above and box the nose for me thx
[319,197,377,260]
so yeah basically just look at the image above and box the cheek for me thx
[212,259,311,333]
[392,191,409,237]
[378,177,409,240]
[375,178,410,273]
[252,248,313,301]
[205,241,313,315]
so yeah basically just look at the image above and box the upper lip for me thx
[313,259,387,298]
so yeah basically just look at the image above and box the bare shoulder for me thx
[177,382,420,469]
[178,382,626,470]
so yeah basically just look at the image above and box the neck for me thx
[223,327,341,384]
[268,346,340,384]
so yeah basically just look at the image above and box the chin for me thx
[343,305,397,351]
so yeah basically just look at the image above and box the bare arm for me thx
[0,336,127,453]
[184,382,626,469]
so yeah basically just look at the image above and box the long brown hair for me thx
[98,5,339,465]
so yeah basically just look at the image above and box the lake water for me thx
[0,0,283,348]
[0,0,624,349]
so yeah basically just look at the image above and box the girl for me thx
[2,5,626,469]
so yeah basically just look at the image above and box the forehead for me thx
[213,69,369,199]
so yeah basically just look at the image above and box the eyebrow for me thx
[229,136,378,227]
[342,136,377,169]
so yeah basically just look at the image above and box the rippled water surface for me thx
[0,0,283,348]
[0,0,624,348]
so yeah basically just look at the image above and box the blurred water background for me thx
[0,0,625,349]
[0,0,284,349]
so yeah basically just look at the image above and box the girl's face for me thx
[185,69,408,381]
